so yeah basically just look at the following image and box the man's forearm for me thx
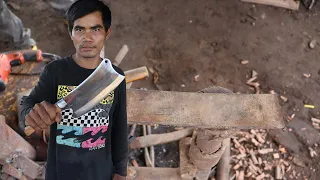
[113,173,126,180]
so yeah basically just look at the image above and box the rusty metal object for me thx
[188,131,228,170]
[0,115,36,160]
[0,62,46,132]
[195,130,225,154]
[126,89,284,129]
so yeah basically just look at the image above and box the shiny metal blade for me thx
[55,59,125,117]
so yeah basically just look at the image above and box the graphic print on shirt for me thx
[56,85,114,150]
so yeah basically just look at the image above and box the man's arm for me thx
[20,65,55,130]
[111,72,128,178]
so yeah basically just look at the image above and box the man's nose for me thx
[82,30,93,41]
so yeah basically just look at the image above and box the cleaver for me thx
[24,59,125,136]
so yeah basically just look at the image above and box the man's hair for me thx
[66,0,111,33]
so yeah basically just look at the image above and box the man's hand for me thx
[25,101,61,131]
[112,174,126,180]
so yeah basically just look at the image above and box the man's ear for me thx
[105,28,111,40]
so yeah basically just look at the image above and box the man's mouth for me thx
[80,46,95,51]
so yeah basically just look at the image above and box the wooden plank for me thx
[127,89,284,129]
[241,0,299,10]
[127,167,181,180]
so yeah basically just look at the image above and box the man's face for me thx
[70,11,110,59]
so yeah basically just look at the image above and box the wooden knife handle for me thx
[24,126,36,136]
[125,66,149,84]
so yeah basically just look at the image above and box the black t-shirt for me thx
[20,56,128,180]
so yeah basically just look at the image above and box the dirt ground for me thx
[1,0,320,179]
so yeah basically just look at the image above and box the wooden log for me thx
[127,167,181,180]
[127,89,284,129]
[0,115,36,160]
[179,137,197,179]
[125,67,149,84]
[241,0,299,10]
[113,45,129,66]
[130,128,193,149]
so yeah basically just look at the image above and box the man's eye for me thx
[75,28,83,32]
[93,28,101,32]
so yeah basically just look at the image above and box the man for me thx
[20,0,128,180]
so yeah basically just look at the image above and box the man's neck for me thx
[72,54,102,69]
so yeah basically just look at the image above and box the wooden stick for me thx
[147,125,155,167]
[142,125,153,167]
[124,66,149,84]
[131,159,139,167]
[114,45,129,66]
[311,118,320,124]
[129,124,137,137]
[130,128,193,149]
[241,0,299,10]
[275,165,282,179]
[249,150,259,164]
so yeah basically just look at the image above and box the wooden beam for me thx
[127,89,284,129]
[127,167,181,180]
[241,0,299,10]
